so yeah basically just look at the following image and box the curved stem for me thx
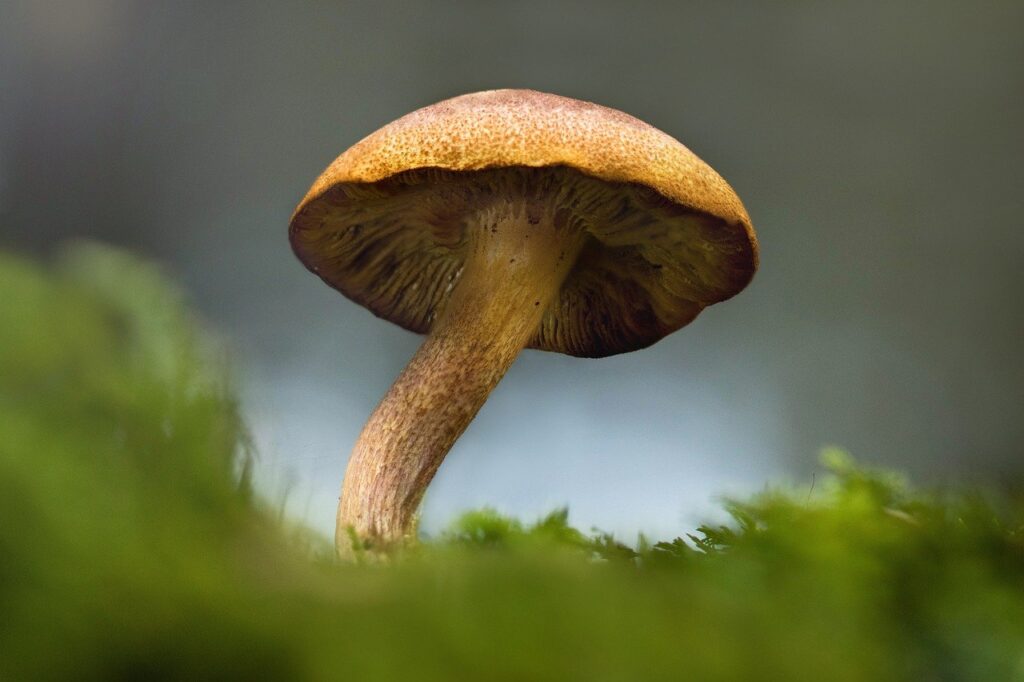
[336,201,585,556]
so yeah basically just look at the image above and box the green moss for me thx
[1,244,1022,681]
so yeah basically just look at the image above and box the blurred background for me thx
[2,1,1021,540]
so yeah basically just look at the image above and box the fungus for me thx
[289,89,758,556]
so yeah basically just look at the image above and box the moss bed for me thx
[2,245,1022,681]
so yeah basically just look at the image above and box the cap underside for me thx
[290,165,755,357]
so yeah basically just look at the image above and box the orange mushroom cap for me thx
[290,89,758,357]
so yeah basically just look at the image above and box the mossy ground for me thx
[2,244,1022,681]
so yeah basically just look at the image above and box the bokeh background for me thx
[2,1,1022,540]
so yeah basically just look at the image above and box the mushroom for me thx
[289,89,758,556]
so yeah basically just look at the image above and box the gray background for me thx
[3,1,1022,540]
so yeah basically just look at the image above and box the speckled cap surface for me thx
[290,89,758,357]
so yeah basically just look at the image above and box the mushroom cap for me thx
[290,89,758,358]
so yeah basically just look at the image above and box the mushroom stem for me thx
[336,201,586,556]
